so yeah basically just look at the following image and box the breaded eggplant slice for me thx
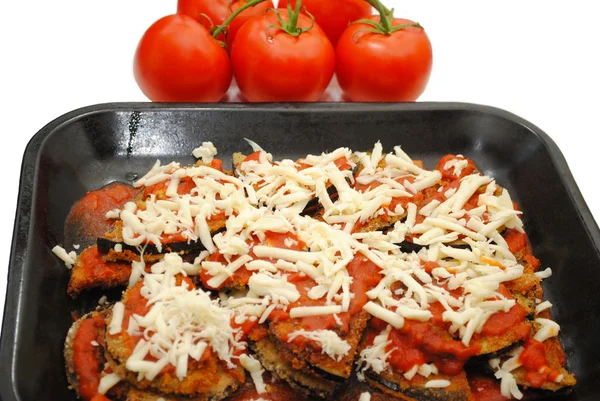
[121,383,237,401]
[97,235,211,264]
[471,320,533,357]
[98,159,232,263]
[356,318,477,401]
[65,310,105,397]
[512,310,575,393]
[470,282,536,356]
[337,374,406,401]
[351,156,420,234]
[268,311,370,380]
[353,208,410,234]
[65,308,132,400]
[103,288,243,399]
[98,220,224,264]
[68,246,135,298]
[365,369,473,401]
[224,371,313,401]
[104,342,241,401]
[251,335,339,398]
[506,264,544,316]
[64,182,141,250]
[510,336,576,393]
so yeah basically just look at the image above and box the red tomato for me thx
[177,0,231,28]
[227,1,274,47]
[177,0,274,46]
[279,0,372,46]
[336,16,433,102]
[134,14,232,102]
[231,9,335,102]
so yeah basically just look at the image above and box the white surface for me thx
[0,0,599,325]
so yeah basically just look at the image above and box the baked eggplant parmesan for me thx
[55,141,575,401]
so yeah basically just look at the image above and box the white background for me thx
[0,1,599,325]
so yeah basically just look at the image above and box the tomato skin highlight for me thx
[279,0,372,46]
[231,10,335,102]
[134,14,232,102]
[178,0,231,31]
[336,17,433,102]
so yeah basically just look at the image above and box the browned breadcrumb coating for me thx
[366,369,473,401]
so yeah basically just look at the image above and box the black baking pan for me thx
[1,103,599,401]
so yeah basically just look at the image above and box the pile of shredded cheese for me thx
[58,140,562,399]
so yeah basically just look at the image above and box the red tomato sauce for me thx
[274,256,382,339]
[519,338,562,388]
[370,317,481,376]
[481,305,528,337]
[200,231,305,290]
[121,282,152,340]
[346,256,382,316]
[66,183,140,242]
[389,193,423,215]
[479,285,528,337]
[79,246,131,281]
[436,154,476,180]
[504,229,529,255]
[469,374,509,401]
[208,158,224,172]
[231,317,259,342]
[428,301,448,327]
[523,254,541,271]
[73,316,105,400]
[243,151,263,164]
[76,183,138,212]
[143,176,197,198]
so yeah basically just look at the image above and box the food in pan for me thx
[54,141,576,401]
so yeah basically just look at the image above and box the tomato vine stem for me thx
[212,0,267,39]
[365,0,392,32]
[267,0,315,38]
[358,0,423,35]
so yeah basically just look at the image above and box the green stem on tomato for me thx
[354,0,423,35]
[287,0,302,33]
[212,0,267,39]
[267,0,315,38]
[364,0,392,33]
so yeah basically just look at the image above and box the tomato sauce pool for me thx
[65,182,140,247]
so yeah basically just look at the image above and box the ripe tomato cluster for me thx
[133,0,433,103]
